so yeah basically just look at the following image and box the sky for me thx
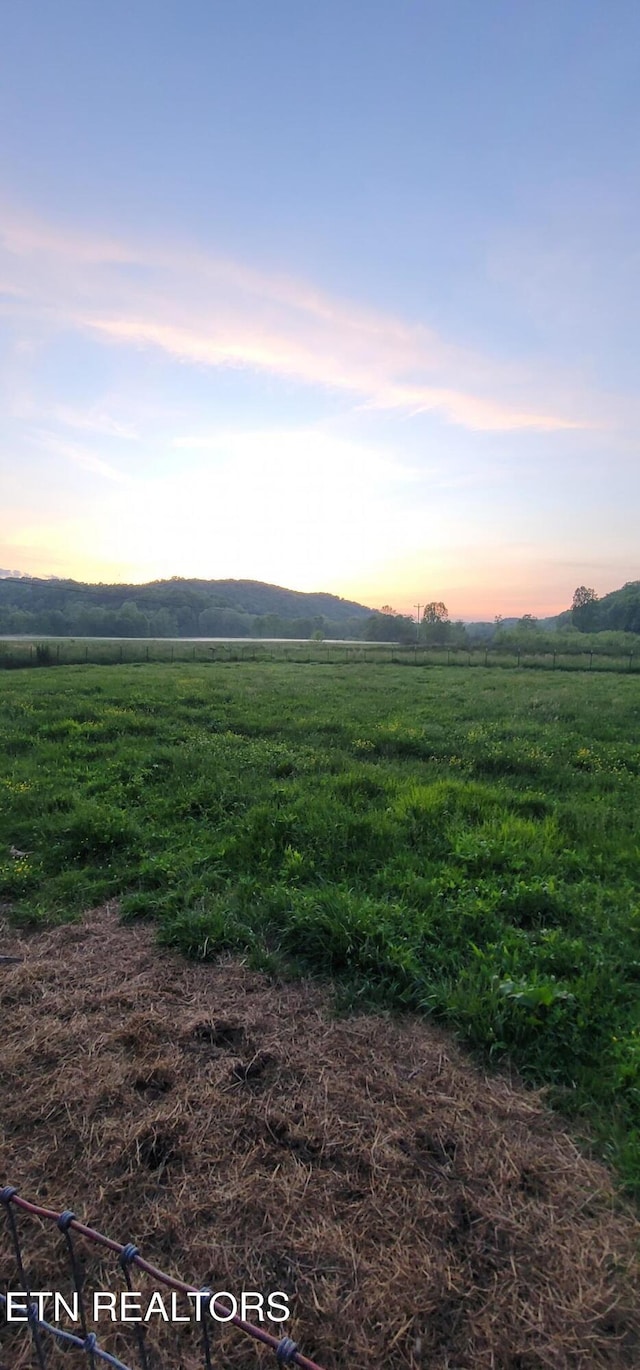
[1,1,639,619]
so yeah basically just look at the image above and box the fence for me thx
[0,639,638,675]
[0,1188,325,1370]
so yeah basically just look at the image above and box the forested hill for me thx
[557,580,640,634]
[466,581,640,639]
[0,575,373,639]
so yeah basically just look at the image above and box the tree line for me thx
[0,576,369,640]
[0,577,638,645]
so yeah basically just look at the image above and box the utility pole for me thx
[413,604,423,643]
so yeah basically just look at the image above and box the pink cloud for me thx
[1,203,588,433]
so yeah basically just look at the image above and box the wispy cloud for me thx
[51,405,139,440]
[0,203,587,433]
[29,430,131,482]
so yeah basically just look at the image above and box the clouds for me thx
[3,201,631,613]
[27,431,130,482]
[0,203,586,434]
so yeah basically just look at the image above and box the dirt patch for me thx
[1,905,639,1368]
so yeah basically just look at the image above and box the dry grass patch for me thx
[1,906,638,1369]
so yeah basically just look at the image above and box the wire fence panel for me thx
[0,1293,133,1369]
[1,1188,326,1370]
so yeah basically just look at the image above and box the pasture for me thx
[1,662,639,1193]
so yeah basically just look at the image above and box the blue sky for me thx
[1,0,638,616]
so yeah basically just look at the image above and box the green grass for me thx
[1,635,639,673]
[1,663,639,1194]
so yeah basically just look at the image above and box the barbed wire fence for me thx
[1,1189,326,1370]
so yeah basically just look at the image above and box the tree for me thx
[421,601,450,645]
[517,613,538,630]
[395,615,419,645]
[572,586,597,610]
[448,619,470,648]
[112,600,150,638]
[422,601,449,624]
[362,611,415,643]
[150,608,179,637]
[571,586,598,630]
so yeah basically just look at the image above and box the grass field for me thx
[1,634,639,674]
[1,662,639,1194]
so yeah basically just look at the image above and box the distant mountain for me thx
[0,575,373,639]
[0,574,371,619]
[169,577,372,621]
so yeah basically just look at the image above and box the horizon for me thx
[2,3,639,616]
[1,566,633,624]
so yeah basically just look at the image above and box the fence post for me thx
[517,650,521,667]
[484,647,488,666]
[552,652,556,670]
[589,652,593,670]
[629,653,634,672]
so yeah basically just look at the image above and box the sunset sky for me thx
[1,1,639,618]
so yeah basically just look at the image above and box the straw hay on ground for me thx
[1,905,638,1369]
